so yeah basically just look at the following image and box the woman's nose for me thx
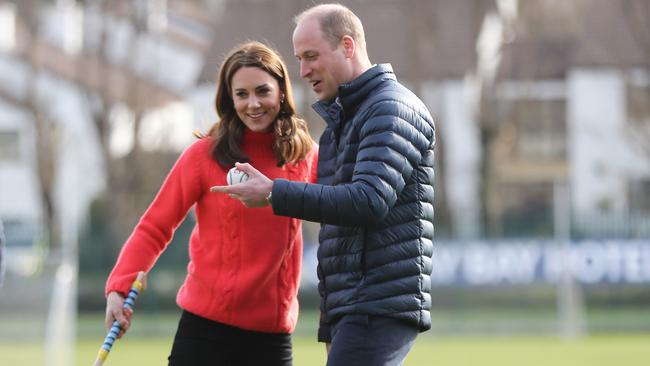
[248,96,261,108]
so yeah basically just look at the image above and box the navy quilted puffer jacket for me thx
[272,64,435,340]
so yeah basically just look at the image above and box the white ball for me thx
[227,167,249,185]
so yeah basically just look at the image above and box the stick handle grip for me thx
[92,271,145,366]
[93,352,106,366]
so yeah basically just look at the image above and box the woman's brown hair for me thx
[208,41,313,168]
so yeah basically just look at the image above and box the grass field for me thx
[1,309,649,365]
[1,334,649,365]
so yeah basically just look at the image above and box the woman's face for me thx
[231,66,282,133]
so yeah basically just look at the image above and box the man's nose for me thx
[300,61,311,79]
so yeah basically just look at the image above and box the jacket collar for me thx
[313,64,395,125]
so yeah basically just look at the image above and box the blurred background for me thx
[0,0,649,365]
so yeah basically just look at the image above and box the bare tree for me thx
[12,0,62,250]
[622,0,650,158]
[7,0,188,250]
[77,0,186,245]
[81,0,154,244]
[476,1,583,237]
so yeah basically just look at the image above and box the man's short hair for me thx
[295,3,367,52]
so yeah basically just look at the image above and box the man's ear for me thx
[341,35,356,58]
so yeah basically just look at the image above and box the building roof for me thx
[497,0,649,81]
[197,0,495,85]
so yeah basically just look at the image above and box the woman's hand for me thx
[104,291,133,339]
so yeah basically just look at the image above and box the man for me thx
[212,4,435,365]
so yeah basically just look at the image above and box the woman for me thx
[104,41,318,366]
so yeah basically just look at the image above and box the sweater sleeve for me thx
[272,101,429,226]
[105,140,204,296]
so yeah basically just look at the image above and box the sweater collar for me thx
[242,127,274,147]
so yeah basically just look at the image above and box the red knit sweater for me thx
[106,129,318,333]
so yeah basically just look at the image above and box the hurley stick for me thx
[93,271,146,366]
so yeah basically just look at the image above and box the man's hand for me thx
[210,162,273,207]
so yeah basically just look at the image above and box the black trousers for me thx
[326,314,418,366]
[168,310,292,366]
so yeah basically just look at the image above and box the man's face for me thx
[293,18,350,102]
